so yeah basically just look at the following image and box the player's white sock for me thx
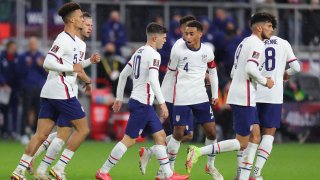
[16,154,33,172]
[55,148,74,171]
[33,132,57,159]
[239,142,258,180]
[199,139,240,156]
[167,137,181,171]
[153,145,173,178]
[100,142,127,173]
[165,134,172,146]
[205,138,217,168]
[236,150,243,177]
[37,137,64,174]
[253,135,274,177]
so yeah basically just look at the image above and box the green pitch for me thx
[1,141,319,179]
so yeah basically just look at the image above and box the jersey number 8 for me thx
[265,47,275,71]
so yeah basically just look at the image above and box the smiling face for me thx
[185,26,202,49]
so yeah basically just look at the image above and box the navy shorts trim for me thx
[38,97,85,127]
[231,104,257,136]
[125,99,163,138]
[256,103,282,128]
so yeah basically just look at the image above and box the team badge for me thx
[50,45,60,53]
[153,59,160,67]
[252,51,260,59]
[176,115,180,122]
[202,54,208,63]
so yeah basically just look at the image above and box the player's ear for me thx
[153,35,157,42]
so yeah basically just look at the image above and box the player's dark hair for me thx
[179,15,196,26]
[82,12,91,19]
[250,12,277,29]
[186,20,203,32]
[58,2,81,23]
[146,22,168,34]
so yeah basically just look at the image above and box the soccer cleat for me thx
[139,147,152,175]
[11,168,26,180]
[27,160,34,175]
[185,145,200,174]
[155,167,165,180]
[95,170,112,180]
[249,176,263,180]
[166,173,189,180]
[49,166,66,180]
[205,164,224,180]
[34,173,51,180]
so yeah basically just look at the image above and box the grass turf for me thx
[1,141,319,180]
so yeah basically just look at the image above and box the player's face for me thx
[261,22,274,39]
[185,27,202,49]
[73,9,84,30]
[81,18,93,38]
[156,33,167,49]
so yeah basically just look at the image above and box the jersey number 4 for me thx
[133,55,141,79]
[183,63,189,72]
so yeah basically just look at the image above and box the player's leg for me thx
[167,105,191,172]
[11,98,56,179]
[252,103,281,179]
[96,99,146,180]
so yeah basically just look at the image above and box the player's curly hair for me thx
[186,20,203,32]
[146,22,168,34]
[58,2,81,23]
[179,15,196,26]
[250,12,277,29]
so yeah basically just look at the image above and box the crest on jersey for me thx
[252,51,260,59]
[50,45,60,53]
[202,55,208,63]
[176,115,180,122]
[153,59,160,67]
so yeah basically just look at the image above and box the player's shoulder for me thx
[139,45,160,58]
[75,36,86,46]
[201,43,213,52]
[54,32,76,45]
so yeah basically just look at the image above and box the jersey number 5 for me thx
[73,54,78,64]
[265,47,275,71]
[133,55,141,79]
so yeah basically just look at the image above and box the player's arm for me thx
[77,69,91,84]
[207,60,219,104]
[81,52,101,68]
[284,41,301,80]
[286,60,300,76]
[230,65,235,79]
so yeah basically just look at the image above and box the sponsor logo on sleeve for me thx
[50,45,60,53]
[153,59,160,67]
[252,51,260,59]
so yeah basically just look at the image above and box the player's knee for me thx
[34,132,49,142]
[81,127,90,137]
[205,133,216,140]
[239,142,248,150]
[250,135,261,144]
[182,132,193,142]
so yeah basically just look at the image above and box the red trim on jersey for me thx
[258,148,270,156]
[127,62,132,67]
[168,67,176,71]
[246,80,250,106]
[172,71,179,104]
[149,67,159,71]
[48,52,60,61]
[207,60,216,68]
[247,59,259,66]
[287,58,297,63]
[60,75,70,99]
[146,83,150,105]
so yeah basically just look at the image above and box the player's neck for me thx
[252,32,263,41]
[187,42,201,50]
[64,24,77,39]
[146,41,156,50]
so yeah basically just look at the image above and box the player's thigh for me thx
[172,105,192,126]
[231,104,256,137]
[125,99,149,138]
[257,103,282,129]
[141,105,163,138]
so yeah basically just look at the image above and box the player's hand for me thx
[73,63,83,73]
[112,100,122,112]
[265,77,274,89]
[211,98,218,105]
[283,71,290,81]
[159,103,169,119]
[82,83,92,96]
[90,52,101,64]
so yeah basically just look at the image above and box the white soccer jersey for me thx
[73,36,87,98]
[127,45,164,105]
[168,42,215,105]
[161,38,185,103]
[41,31,79,99]
[227,34,265,106]
[256,36,298,104]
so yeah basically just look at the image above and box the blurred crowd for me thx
[1,4,320,141]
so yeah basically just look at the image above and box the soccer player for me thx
[95,23,187,180]
[139,15,196,180]
[185,12,275,180]
[236,35,301,180]
[11,2,84,180]
[33,12,100,179]
[158,20,221,179]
